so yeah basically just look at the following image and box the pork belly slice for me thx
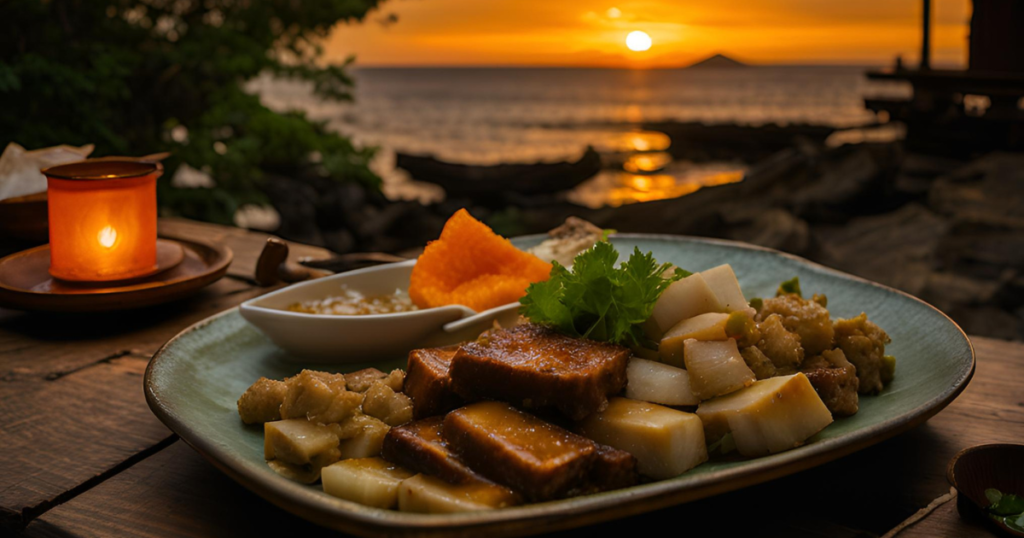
[405,347,463,419]
[448,323,630,420]
[443,401,637,502]
[381,417,488,485]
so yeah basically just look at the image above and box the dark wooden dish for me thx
[0,191,48,243]
[0,236,232,312]
[948,444,1024,536]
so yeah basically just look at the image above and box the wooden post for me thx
[921,0,932,70]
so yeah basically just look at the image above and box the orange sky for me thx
[324,0,972,68]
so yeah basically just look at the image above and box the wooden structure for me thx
[0,217,1022,537]
[865,0,1024,155]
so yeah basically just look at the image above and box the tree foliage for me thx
[0,0,383,224]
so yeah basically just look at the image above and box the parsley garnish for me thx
[519,242,685,347]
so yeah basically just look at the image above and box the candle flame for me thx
[98,226,117,248]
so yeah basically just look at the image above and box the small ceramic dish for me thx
[948,444,1024,536]
[239,259,521,362]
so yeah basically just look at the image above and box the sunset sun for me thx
[625,31,652,52]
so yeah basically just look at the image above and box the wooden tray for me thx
[0,237,232,312]
[0,191,48,243]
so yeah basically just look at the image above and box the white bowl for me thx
[238,259,521,363]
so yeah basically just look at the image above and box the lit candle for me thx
[42,160,161,282]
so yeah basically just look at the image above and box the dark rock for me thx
[938,221,1024,268]
[723,208,810,254]
[919,271,1007,314]
[813,204,950,296]
[929,152,1024,228]
[945,305,1023,341]
[262,174,325,247]
[322,228,356,254]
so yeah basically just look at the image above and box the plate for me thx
[144,234,974,537]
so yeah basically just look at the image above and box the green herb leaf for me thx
[519,242,684,347]
[776,276,802,297]
[986,488,1003,507]
[991,492,1024,516]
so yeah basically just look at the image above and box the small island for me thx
[685,53,748,69]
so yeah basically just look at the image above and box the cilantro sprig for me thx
[986,488,1024,532]
[519,241,686,347]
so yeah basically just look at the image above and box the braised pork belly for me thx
[448,323,630,421]
[442,401,638,502]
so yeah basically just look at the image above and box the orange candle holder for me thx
[41,160,162,282]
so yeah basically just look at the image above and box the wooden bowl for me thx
[0,237,231,312]
[947,444,1024,536]
[0,191,48,243]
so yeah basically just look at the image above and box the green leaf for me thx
[987,488,1003,507]
[519,242,686,346]
[990,492,1024,516]
[777,276,802,297]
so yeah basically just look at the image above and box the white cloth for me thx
[0,142,94,200]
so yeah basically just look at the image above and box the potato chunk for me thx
[683,339,755,400]
[336,415,391,459]
[758,294,834,356]
[755,314,804,373]
[398,474,519,514]
[578,397,707,480]
[700,265,747,312]
[739,346,777,380]
[312,390,364,425]
[321,458,413,509]
[625,358,699,406]
[279,370,348,421]
[659,312,729,367]
[362,382,414,427]
[237,377,287,424]
[801,349,859,417]
[696,373,833,457]
[646,273,724,340]
[345,368,388,392]
[833,313,892,394]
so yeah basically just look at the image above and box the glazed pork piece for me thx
[801,349,860,417]
[442,401,638,501]
[447,323,630,420]
[404,347,464,419]
[381,417,489,485]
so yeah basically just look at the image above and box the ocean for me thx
[251,66,910,207]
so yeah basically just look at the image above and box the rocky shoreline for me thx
[264,128,1024,342]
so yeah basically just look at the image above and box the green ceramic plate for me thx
[144,234,974,538]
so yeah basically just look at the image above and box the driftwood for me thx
[396,146,602,197]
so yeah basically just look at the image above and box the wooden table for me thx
[1,218,1020,538]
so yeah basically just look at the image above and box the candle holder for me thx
[0,158,233,312]
[43,160,163,282]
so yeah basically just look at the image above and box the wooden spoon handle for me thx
[254,238,325,286]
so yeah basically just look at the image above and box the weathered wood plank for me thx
[0,356,173,529]
[890,492,991,537]
[21,439,874,538]
[158,218,333,281]
[21,442,340,538]
[0,278,263,382]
